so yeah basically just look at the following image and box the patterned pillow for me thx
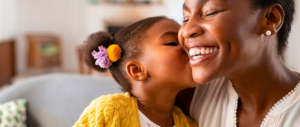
[0,99,27,127]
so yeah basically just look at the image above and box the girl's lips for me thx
[189,48,219,66]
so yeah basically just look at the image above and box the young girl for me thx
[73,16,197,127]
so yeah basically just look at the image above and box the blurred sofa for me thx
[0,73,123,127]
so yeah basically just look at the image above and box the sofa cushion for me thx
[0,99,27,127]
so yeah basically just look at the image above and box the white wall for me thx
[86,4,169,35]
[0,0,2,38]
[285,1,300,71]
[164,0,184,24]
[0,0,17,41]
[15,0,87,74]
[85,0,184,36]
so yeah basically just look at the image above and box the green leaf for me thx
[6,116,11,122]
[17,110,23,115]
[0,110,2,115]
[14,116,19,123]
[20,100,26,107]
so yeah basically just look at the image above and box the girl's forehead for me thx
[148,20,179,35]
[144,19,179,42]
[197,0,227,3]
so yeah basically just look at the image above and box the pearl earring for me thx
[266,30,272,36]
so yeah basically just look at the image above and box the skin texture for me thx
[127,19,197,127]
[178,0,300,127]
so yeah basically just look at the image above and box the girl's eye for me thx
[165,42,178,46]
[183,19,189,22]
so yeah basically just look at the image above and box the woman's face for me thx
[140,19,197,89]
[179,0,268,84]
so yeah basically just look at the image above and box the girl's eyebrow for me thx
[160,31,178,39]
[183,3,188,10]
[199,0,227,3]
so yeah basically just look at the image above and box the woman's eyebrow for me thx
[183,0,227,9]
[160,31,178,39]
[183,0,209,9]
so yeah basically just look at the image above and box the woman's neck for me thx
[131,83,182,127]
[229,56,300,113]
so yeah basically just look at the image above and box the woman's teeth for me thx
[189,47,219,60]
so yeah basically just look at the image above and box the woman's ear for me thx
[261,4,284,36]
[125,61,149,81]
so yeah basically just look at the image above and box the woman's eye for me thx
[206,11,219,16]
[205,9,227,17]
[165,42,178,46]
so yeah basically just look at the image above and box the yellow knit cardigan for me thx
[73,92,197,127]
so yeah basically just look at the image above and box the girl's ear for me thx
[261,4,284,36]
[125,61,149,81]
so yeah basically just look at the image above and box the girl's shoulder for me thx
[73,92,139,127]
[83,92,136,115]
[91,92,134,106]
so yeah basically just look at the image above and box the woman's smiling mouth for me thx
[188,46,219,65]
[189,47,219,60]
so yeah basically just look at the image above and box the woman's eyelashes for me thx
[183,9,227,22]
[205,9,227,17]
[165,42,178,46]
[205,11,220,16]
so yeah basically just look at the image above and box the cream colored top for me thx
[139,110,175,127]
[190,73,300,127]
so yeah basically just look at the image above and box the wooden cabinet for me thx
[0,39,15,86]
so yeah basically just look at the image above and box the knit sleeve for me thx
[173,106,198,127]
[73,95,116,127]
[73,93,138,127]
[185,115,198,127]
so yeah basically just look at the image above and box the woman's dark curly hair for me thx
[251,0,295,54]
[82,16,167,92]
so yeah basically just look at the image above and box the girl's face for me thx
[140,19,197,89]
[179,0,268,84]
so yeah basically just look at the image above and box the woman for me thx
[176,0,300,127]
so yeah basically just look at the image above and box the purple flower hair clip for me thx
[91,46,112,68]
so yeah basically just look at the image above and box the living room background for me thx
[0,0,299,77]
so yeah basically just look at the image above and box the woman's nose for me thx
[182,18,205,39]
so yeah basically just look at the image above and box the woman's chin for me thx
[192,68,219,85]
